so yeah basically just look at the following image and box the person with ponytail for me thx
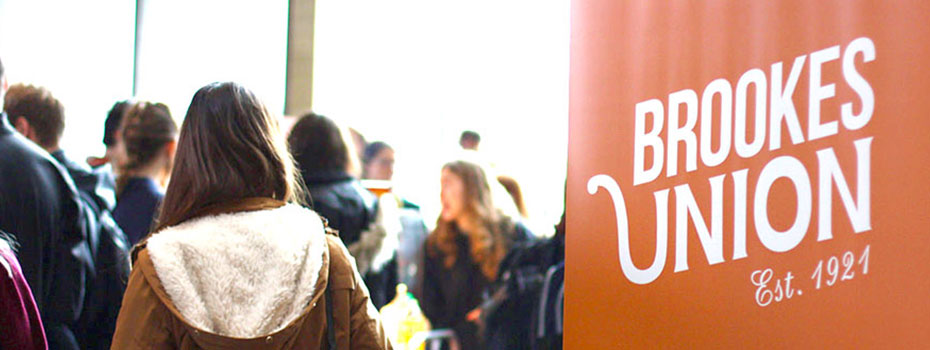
[111,102,177,246]
[420,160,533,350]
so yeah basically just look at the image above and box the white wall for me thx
[313,0,570,235]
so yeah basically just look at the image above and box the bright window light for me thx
[0,0,136,160]
[313,0,570,235]
[134,0,289,124]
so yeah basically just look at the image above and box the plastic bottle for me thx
[380,284,431,350]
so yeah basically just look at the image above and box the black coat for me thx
[51,150,131,350]
[483,233,564,350]
[302,170,376,246]
[301,169,397,308]
[0,114,92,350]
[419,222,532,350]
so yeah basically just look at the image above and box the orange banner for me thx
[567,1,930,348]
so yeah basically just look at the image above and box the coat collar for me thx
[301,169,353,186]
[134,237,332,345]
[1,113,14,136]
[131,197,288,263]
[186,197,287,221]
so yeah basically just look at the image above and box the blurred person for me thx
[83,101,130,230]
[112,101,177,246]
[0,56,91,350]
[111,82,391,349]
[4,84,131,350]
[86,100,132,170]
[362,141,417,210]
[362,141,394,181]
[289,113,400,309]
[460,130,481,151]
[289,113,374,246]
[482,209,565,350]
[362,141,430,293]
[420,160,533,350]
[0,233,48,350]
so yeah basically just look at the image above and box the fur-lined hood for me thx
[145,203,326,338]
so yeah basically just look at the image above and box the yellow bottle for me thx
[380,284,431,350]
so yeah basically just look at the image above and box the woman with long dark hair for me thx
[420,160,532,350]
[110,82,390,350]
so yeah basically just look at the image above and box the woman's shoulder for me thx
[321,233,361,290]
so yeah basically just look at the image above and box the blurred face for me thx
[107,132,129,170]
[440,167,466,222]
[365,148,395,180]
[460,138,478,150]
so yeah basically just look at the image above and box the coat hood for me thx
[145,203,326,338]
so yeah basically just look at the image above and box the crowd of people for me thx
[0,56,564,350]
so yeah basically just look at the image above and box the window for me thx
[313,0,570,234]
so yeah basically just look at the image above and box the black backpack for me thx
[482,234,564,350]
[530,262,563,350]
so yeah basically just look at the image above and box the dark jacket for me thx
[301,170,398,309]
[110,198,392,350]
[0,114,91,350]
[397,206,428,294]
[51,150,131,350]
[483,233,564,350]
[419,221,531,350]
[113,177,162,246]
[303,170,376,246]
[0,237,48,350]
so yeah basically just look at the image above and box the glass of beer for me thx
[361,179,392,197]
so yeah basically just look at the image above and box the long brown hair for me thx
[116,101,177,196]
[151,82,305,234]
[426,160,515,280]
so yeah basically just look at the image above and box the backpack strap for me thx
[536,264,561,339]
[554,266,565,334]
[323,218,339,350]
[325,287,337,350]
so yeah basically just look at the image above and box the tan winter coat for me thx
[110,198,392,350]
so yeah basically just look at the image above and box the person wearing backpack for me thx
[0,60,92,350]
[110,82,391,350]
[481,212,564,350]
[3,83,132,350]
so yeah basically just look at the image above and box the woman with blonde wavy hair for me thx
[420,160,532,350]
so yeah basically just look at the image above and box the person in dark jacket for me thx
[482,212,564,350]
[420,160,532,350]
[288,113,399,309]
[112,101,178,246]
[0,58,92,350]
[0,233,48,350]
[4,84,132,350]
